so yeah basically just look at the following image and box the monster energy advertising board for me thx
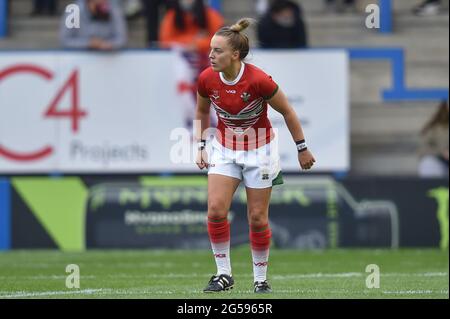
[83,177,395,250]
[5,176,448,251]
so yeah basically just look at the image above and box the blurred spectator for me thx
[257,0,308,49]
[123,0,143,20]
[60,0,127,50]
[418,101,449,178]
[142,0,170,47]
[413,0,442,16]
[325,0,356,13]
[159,0,223,54]
[159,0,223,131]
[31,0,57,16]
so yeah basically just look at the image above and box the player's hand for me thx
[98,41,113,51]
[298,150,315,170]
[196,150,209,170]
[89,38,104,49]
[89,38,113,51]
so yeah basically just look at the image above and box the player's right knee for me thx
[208,200,229,218]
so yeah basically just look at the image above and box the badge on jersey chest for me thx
[241,92,251,103]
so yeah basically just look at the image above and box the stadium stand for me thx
[0,0,448,176]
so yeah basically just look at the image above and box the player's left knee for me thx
[248,211,268,228]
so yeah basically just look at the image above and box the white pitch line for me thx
[420,272,448,277]
[382,290,449,295]
[0,289,107,299]
[273,272,448,279]
[0,272,445,282]
[0,275,96,280]
[1,288,448,298]
[273,273,363,279]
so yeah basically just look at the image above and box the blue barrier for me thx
[349,48,449,101]
[0,178,11,250]
[0,0,7,38]
[209,0,222,12]
[379,0,393,34]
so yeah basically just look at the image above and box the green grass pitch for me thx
[0,248,448,299]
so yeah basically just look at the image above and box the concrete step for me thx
[8,0,449,16]
[10,0,73,16]
[222,0,450,16]
[349,100,441,176]
[309,23,449,64]
[350,61,449,103]
[222,0,449,65]
[6,16,449,65]
[1,16,147,48]
[350,150,421,176]
[350,101,438,140]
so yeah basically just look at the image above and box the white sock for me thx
[211,241,232,276]
[252,249,269,282]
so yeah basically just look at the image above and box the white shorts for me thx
[207,138,283,189]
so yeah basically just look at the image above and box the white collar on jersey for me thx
[219,61,245,86]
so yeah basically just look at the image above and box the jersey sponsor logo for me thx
[226,89,236,94]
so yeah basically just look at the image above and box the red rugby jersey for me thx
[197,62,279,150]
